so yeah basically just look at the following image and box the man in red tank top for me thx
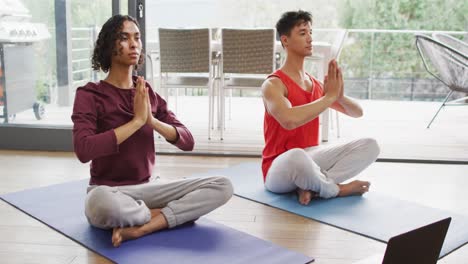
[261,10,380,205]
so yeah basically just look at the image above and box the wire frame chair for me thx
[415,34,468,128]
[432,33,468,56]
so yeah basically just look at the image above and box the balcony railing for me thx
[71,27,100,87]
[69,27,467,101]
[340,29,467,101]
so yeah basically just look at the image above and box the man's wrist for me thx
[323,94,338,105]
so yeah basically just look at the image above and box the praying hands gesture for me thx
[133,76,149,126]
[133,76,179,142]
[323,60,363,118]
[323,59,343,102]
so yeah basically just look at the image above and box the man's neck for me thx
[104,64,135,89]
[280,52,307,81]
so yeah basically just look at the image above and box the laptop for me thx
[354,217,451,264]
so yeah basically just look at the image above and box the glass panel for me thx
[145,0,468,160]
[0,0,112,126]
[2,0,466,160]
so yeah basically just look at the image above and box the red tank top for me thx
[262,69,323,181]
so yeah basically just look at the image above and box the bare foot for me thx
[150,208,162,218]
[296,188,318,205]
[112,208,167,247]
[338,180,371,197]
[112,226,143,247]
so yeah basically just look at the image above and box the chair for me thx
[158,28,215,139]
[415,34,468,128]
[326,29,348,139]
[432,33,468,56]
[307,29,348,140]
[307,29,348,80]
[218,28,276,140]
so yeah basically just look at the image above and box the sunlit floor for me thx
[0,151,467,263]
[2,96,468,161]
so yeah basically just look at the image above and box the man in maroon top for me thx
[71,15,233,247]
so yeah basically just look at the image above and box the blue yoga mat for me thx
[191,162,468,259]
[0,179,313,264]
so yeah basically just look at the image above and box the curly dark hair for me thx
[92,15,145,72]
[276,10,313,37]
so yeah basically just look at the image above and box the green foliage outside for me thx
[22,0,112,102]
[17,0,468,102]
[339,0,467,78]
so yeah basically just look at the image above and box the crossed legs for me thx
[265,138,380,205]
[85,176,233,246]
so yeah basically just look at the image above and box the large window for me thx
[146,0,467,101]
[0,0,112,127]
[145,0,468,160]
[0,0,466,161]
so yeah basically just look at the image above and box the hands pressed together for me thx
[323,59,344,102]
[132,76,154,127]
[132,61,345,129]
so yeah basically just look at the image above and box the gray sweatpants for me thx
[84,176,233,229]
[265,138,380,199]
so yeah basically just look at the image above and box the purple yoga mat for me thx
[0,179,313,264]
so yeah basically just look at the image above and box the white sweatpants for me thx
[85,176,233,229]
[265,138,380,199]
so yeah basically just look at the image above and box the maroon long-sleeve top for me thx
[71,78,194,186]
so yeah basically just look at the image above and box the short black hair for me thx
[92,15,144,72]
[276,10,313,37]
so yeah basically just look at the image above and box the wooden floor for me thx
[1,150,467,264]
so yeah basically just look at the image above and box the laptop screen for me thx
[382,217,451,264]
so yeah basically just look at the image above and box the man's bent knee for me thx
[361,137,380,161]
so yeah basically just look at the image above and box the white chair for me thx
[158,28,215,139]
[218,28,276,140]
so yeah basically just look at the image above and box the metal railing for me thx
[341,29,467,100]
[71,27,99,87]
[72,27,467,101]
